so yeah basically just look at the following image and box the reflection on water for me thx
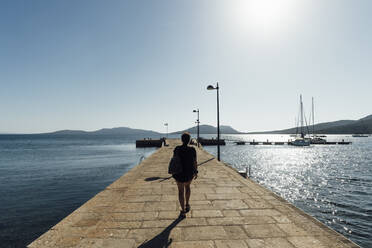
[204,134,372,248]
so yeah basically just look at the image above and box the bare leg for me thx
[185,180,192,206]
[176,182,185,211]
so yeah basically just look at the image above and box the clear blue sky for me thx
[1,0,371,133]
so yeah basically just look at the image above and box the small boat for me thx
[291,139,310,146]
[289,138,310,146]
[325,141,337,145]
[352,134,369,137]
[338,140,352,145]
[310,137,326,144]
[235,141,246,145]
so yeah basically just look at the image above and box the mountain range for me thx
[48,127,160,136]
[45,125,242,136]
[21,114,372,136]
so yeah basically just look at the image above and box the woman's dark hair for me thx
[181,132,191,145]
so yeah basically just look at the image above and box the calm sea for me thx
[0,134,157,248]
[204,134,372,248]
[1,134,371,248]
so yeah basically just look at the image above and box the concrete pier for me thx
[29,139,360,248]
[136,139,164,148]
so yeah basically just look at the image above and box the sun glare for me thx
[231,0,300,39]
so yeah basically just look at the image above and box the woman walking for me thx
[173,132,198,218]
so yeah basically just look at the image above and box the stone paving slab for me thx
[28,139,360,248]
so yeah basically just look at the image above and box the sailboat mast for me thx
[312,97,315,137]
[300,94,304,138]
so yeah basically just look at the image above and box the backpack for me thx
[168,151,183,175]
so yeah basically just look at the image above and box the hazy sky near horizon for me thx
[1,0,371,134]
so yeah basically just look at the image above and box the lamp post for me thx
[207,83,220,161]
[164,123,168,139]
[193,109,200,146]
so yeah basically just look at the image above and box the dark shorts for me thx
[173,173,193,183]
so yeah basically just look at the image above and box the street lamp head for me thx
[207,85,215,90]
[193,110,197,112]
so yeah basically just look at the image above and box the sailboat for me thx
[310,97,326,144]
[289,95,311,146]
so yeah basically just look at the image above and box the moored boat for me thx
[310,137,327,144]
[235,141,246,145]
[290,95,311,147]
[352,134,369,137]
[289,138,310,146]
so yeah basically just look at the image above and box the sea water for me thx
[0,134,157,248]
[1,134,371,247]
[203,134,372,248]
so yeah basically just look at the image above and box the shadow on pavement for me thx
[137,216,184,248]
[144,176,172,182]
[197,158,214,166]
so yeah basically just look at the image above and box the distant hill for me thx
[252,114,372,134]
[172,125,243,134]
[317,114,372,134]
[45,125,242,137]
[50,130,89,135]
[92,127,161,136]
[24,114,372,136]
[48,127,161,136]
